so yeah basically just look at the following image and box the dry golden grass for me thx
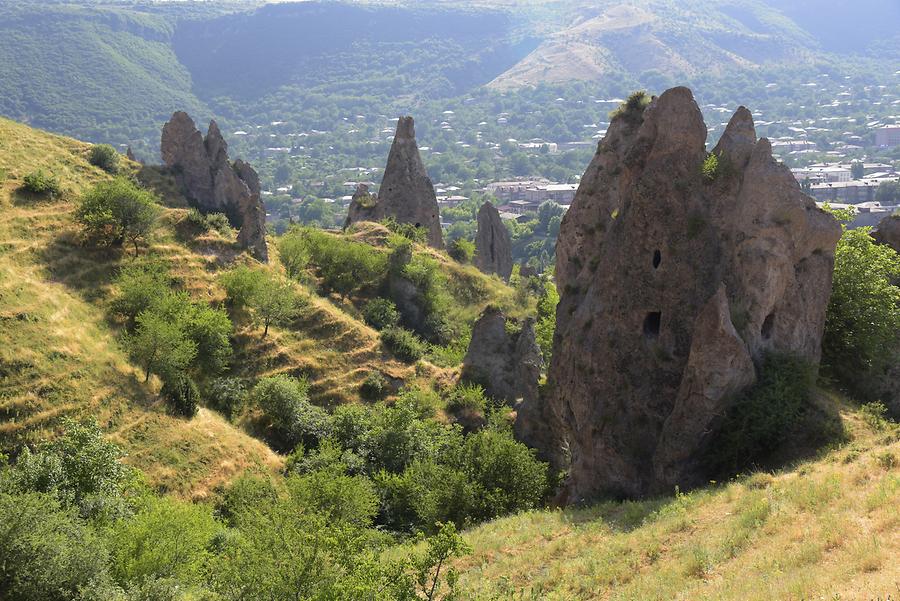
[0,117,281,498]
[451,392,900,600]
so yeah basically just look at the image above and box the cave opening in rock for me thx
[761,312,775,339]
[643,312,661,339]
[652,249,661,269]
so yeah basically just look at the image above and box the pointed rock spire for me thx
[344,116,443,248]
[474,201,513,281]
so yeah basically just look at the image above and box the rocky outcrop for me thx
[126,146,136,162]
[161,111,267,261]
[345,184,378,227]
[474,201,513,281]
[344,117,442,248]
[528,87,841,500]
[872,214,900,253]
[462,307,542,408]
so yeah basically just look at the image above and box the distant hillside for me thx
[0,4,212,145]
[488,0,818,90]
[173,2,537,102]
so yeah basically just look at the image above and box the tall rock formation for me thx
[873,213,900,253]
[462,307,542,408]
[161,111,268,261]
[344,117,443,248]
[527,87,841,501]
[474,201,513,281]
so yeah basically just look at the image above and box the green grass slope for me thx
[447,392,900,600]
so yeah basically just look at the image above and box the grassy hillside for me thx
[0,116,282,498]
[437,391,899,599]
[0,116,529,495]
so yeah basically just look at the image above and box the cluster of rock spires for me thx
[516,87,842,501]
[161,111,268,261]
[474,201,513,281]
[345,116,443,248]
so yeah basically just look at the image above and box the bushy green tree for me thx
[126,309,197,382]
[0,492,117,601]
[7,419,135,517]
[363,297,400,330]
[535,277,559,363]
[251,375,330,450]
[220,265,266,311]
[300,228,389,298]
[381,326,426,362]
[448,238,475,263]
[75,177,158,255]
[110,260,171,325]
[823,227,900,398]
[89,143,120,173]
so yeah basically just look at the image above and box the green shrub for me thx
[107,496,219,586]
[297,227,389,298]
[88,144,120,173]
[381,326,426,362]
[447,383,488,413]
[460,428,549,520]
[6,419,134,516]
[711,353,815,472]
[363,298,400,330]
[609,90,651,124]
[161,374,201,417]
[206,212,232,233]
[448,237,475,263]
[251,375,330,450]
[22,169,61,195]
[381,217,427,243]
[278,230,311,279]
[376,460,475,533]
[206,377,248,419]
[75,177,158,254]
[220,265,265,311]
[702,152,720,181]
[360,371,388,401]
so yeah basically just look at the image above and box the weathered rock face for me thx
[873,214,900,253]
[532,87,841,500]
[126,146,137,162]
[161,112,267,261]
[344,117,443,248]
[233,159,268,263]
[344,184,378,229]
[474,201,513,281]
[462,307,542,409]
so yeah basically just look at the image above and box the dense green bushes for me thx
[381,326,427,362]
[0,420,474,600]
[281,227,388,298]
[363,297,400,330]
[251,375,330,451]
[711,354,816,473]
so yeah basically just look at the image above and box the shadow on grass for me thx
[37,229,124,302]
